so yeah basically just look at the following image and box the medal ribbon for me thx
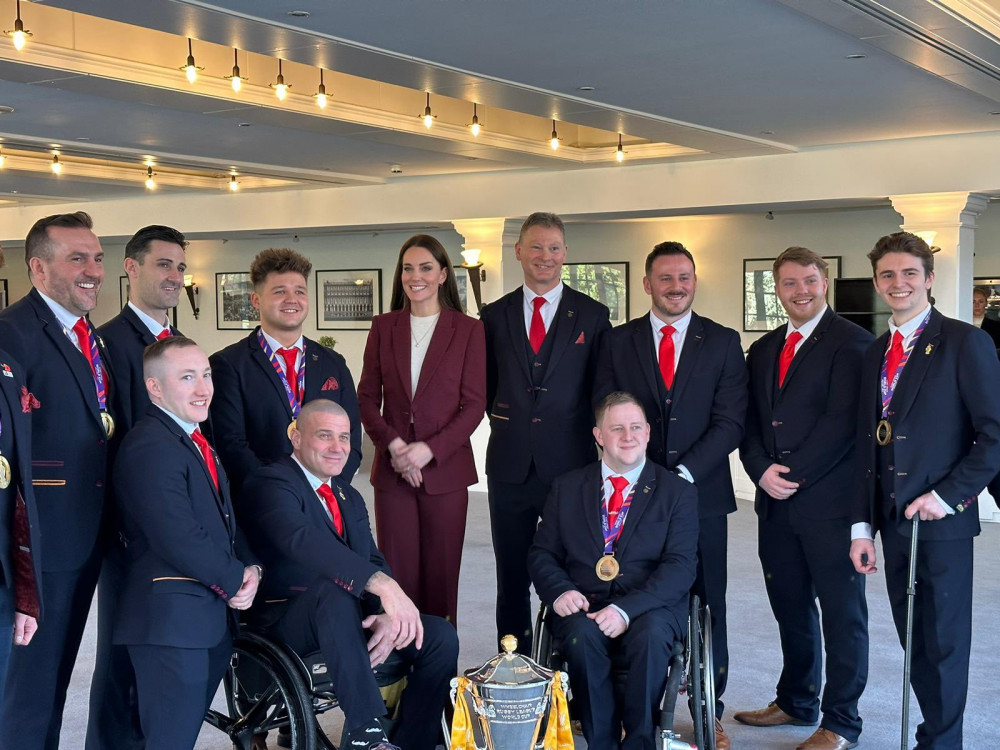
[74,322,108,412]
[879,310,930,418]
[257,330,306,417]
[600,480,637,554]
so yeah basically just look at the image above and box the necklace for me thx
[411,313,439,348]
[412,327,433,348]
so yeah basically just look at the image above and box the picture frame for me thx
[743,256,841,332]
[315,268,382,330]
[455,272,469,313]
[561,261,630,326]
[0,279,8,311]
[119,275,130,309]
[216,271,260,330]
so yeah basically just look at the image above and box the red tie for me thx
[72,318,96,377]
[190,429,219,490]
[778,331,803,387]
[658,325,676,390]
[156,329,172,341]
[529,297,547,354]
[278,347,300,401]
[317,483,344,536]
[885,330,905,385]
[608,475,629,518]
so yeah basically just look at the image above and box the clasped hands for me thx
[388,438,434,488]
[553,589,628,639]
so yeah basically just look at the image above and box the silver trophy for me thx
[450,634,569,750]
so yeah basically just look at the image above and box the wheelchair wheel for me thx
[686,596,716,750]
[207,633,317,750]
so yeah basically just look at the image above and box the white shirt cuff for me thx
[850,522,873,541]
[609,603,630,627]
[931,490,956,516]
[675,464,694,483]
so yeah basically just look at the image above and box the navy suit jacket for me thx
[97,305,182,434]
[741,308,872,524]
[481,286,611,484]
[593,312,747,519]
[0,349,42,617]
[852,308,1000,541]
[209,328,361,494]
[239,456,389,626]
[112,407,248,648]
[528,461,698,633]
[0,289,115,571]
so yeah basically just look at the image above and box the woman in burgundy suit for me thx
[358,234,486,626]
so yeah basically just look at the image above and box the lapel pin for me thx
[567,310,575,318]
[925,344,933,355]
[1,363,12,378]
[643,485,651,494]
[312,353,319,361]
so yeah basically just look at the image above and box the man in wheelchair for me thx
[528,392,699,750]
[239,400,458,750]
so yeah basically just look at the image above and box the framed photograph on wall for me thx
[216,271,260,330]
[119,275,130,309]
[0,279,8,311]
[743,255,841,332]
[561,262,630,326]
[455,272,469,313]
[315,268,382,330]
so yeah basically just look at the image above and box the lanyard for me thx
[257,330,306,416]
[880,310,930,418]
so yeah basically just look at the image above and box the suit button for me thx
[665,399,671,405]
[890,493,896,499]
[95,480,103,487]
[888,465,894,471]
[771,420,779,427]
[531,417,541,423]
[97,439,105,446]
[527,388,532,393]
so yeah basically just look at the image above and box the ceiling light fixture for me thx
[469,102,481,136]
[422,92,435,128]
[314,68,327,109]
[144,165,156,190]
[616,133,625,163]
[180,38,202,84]
[225,48,245,93]
[51,153,61,174]
[229,173,239,191]
[5,0,31,52]
[270,59,289,100]
[550,120,560,151]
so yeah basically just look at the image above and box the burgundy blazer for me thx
[358,307,486,495]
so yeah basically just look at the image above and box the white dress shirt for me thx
[37,289,87,351]
[128,301,170,339]
[261,328,304,369]
[784,304,828,353]
[291,453,339,526]
[522,282,563,337]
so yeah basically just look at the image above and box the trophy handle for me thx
[449,676,459,707]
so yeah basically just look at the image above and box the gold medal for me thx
[0,454,10,490]
[101,411,115,439]
[876,418,892,446]
[286,419,297,440]
[595,554,619,582]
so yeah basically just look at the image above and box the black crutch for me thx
[900,515,920,750]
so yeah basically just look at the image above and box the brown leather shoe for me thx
[795,727,858,749]
[715,718,731,750]
[732,702,817,727]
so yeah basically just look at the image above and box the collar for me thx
[649,309,691,335]
[522,282,563,307]
[291,453,331,493]
[889,303,933,341]
[154,403,198,436]
[128,301,170,337]
[785,304,828,341]
[36,289,86,331]
[601,459,645,487]
[261,328,304,353]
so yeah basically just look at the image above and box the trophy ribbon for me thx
[541,671,573,749]
[449,676,475,750]
[598,481,636,581]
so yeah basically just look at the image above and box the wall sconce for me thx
[184,274,200,319]
[913,230,941,253]
[460,248,486,312]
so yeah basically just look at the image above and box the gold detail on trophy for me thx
[500,634,518,655]
[595,554,620,581]
[876,419,892,446]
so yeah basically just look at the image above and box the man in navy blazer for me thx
[210,248,361,495]
[113,337,260,750]
[481,212,611,647]
[850,233,1000,750]
[738,247,871,750]
[0,212,118,750]
[239,400,457,750]
[594,241,745,748]
[528,392,698,750]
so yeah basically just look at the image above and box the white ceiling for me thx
[0,0,997,205]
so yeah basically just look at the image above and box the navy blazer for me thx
[112,407,248,649]
[209,328,362,494]
[97,305,182,434]
[481,286,611,484]
[0,288,115,571]
[528,461,698,633]
[0,349,42,617]
[741,308,872,524]
[239,456,389,625]
[593,312,747,519]
[852,308,1000,541]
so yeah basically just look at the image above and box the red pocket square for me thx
[574,331,585,344]
[321,377,339,391]
[20,386,40,413]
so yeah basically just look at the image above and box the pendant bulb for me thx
[550,120,560,151]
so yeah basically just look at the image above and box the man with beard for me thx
[0,212,117,750]
[738,247,871,750]
[210,248,361,495]
[89,225,189,748]
[594,241,746,750]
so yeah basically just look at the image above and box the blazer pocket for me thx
[152,577,209,596]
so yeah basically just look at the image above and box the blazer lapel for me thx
[414,310,454,401]
[583,464,606,550]
[541,291,580,384]
[778,307,834,396]
[149,408,227,517]
[248,331,295,420]
[888,309,942,422]
[614,463,657,556]
[504,294,532,385]
[292,460,342,539]
[122,305,158,347]
[631,321,662,405]
[670,313,704,403]
[761,328,783,411]
[390,314,413,402]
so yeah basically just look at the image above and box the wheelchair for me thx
[203,627,445,749]
[531,594,716,750]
